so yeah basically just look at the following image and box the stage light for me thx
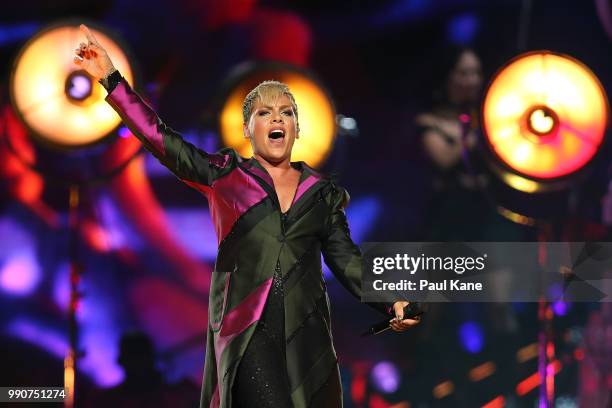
[482,51,608,192]
[218,62,336,168]
[6,317,69,357]
[370,361,400,394]
[459,321,484,353]
[482,395,505,408]
[337,114,359,138]
[339,116,357,131]
[447,12,479,45]
[468,361,496,382]
[552,300,568,316]
[515,360,561,396]
[6,22,140,403]
[432,380,454,399]
[516,342,539,363]
[0,252,41,296]
[10,23,134,148]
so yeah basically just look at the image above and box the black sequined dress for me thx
[232,212,293,407]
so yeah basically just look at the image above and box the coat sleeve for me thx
[321,184,394,316]
[103,71,234,186]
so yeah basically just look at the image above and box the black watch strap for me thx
[98,69,122,93]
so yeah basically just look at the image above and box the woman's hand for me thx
[73,24,116,81]
[389,301,421,332]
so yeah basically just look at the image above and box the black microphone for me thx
[361,302,426,336]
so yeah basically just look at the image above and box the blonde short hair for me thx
[242,80,299,124]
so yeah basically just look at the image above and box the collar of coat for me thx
[238,156,332,218]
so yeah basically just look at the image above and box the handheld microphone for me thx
[361,302,425,336]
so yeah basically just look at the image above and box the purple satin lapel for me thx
[105,80,165,155]
[245,163,274,188]
[209,168,268,244]
[292,174,320,205]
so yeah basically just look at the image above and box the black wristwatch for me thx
[98,68,122,93]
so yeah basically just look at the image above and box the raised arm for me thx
[320,184,420,332]
[73,24,234,186]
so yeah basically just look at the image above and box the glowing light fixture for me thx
[10,23,134,148]
[370,361,401,394]
[482,51,608,192]
[219,62,336,168]
[459,321,484,353]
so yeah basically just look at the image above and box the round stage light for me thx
[10,23,134,148]
[482,51,608,192]
[218,62,336,168]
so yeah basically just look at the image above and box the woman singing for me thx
[74,24,419,408]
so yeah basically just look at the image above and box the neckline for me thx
[281,169,302,214]
[244,157,324,216]
[248,157,303,214]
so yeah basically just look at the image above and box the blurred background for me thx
[0,0,611,407]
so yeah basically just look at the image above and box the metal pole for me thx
[65,184,82,408]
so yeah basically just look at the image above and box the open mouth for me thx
[268,129,285,144]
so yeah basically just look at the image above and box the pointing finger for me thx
[80,24,100,46]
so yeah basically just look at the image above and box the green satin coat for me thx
[104,76,390,408]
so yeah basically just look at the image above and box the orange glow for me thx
[496,206,536,226]
[516,342,539,363]
[11,24,134,147]
[80,220,111,253]
[501,173,540,193]
[516,372,539,396]
[515,360,561,396]
[482,396,505,408]
[468,361,496,382]
[483,51,608,181]
[574,348,584,361]
[219,68,336,168]
[546,340,555,359]
[0,106,60,227]
[350,364,368,404]
[64,353,74,408]
[546,367,554,403]
[432,381,454,399]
